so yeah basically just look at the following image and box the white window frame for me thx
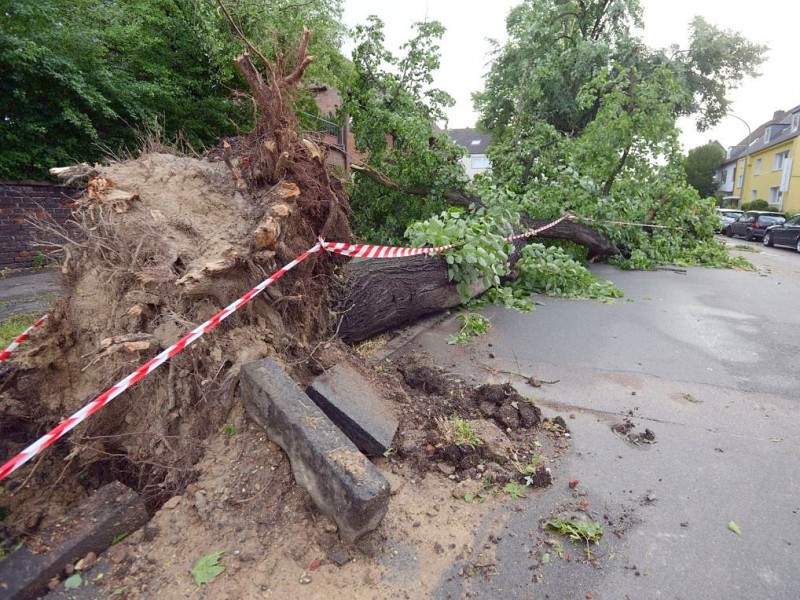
[737,173,744,189]
[768,186,783,208]
[720,169,728,183]
[751,189,757,201]
[774,150,790,171]
[470,155,491,170]
[754,158,762,175]
[764,128,771,144]
[793,113,800,132]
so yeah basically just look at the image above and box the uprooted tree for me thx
[0,1,766,532]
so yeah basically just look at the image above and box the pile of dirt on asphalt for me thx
[0,146,352,539]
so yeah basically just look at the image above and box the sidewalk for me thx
[0,270,61,321]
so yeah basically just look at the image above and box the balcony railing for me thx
[299,112,345,150]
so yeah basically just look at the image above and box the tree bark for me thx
[337,218,618,343]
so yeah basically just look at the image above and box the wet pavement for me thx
[399,239,800,599]
[0,270,61,321]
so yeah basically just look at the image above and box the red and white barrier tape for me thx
[318,239,456,258]
[0,213,574,482]
[0,314,48,364]
[506,215,571,241]
[0,244,322,482]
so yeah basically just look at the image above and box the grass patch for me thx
[0,313,42,348]
[732,244,759,253]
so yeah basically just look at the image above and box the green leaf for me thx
[191,550,225,586]
[64,573,82,590]
[464,491,475,503]
[728,521,742,535]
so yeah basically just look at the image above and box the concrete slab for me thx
[0,481,148,600]
[240,359,390,542]
[306,362,398,456]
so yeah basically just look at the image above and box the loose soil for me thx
[37,348,572,599]
[0,146,573,597]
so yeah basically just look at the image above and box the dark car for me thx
[763,214,800,252]
[724,211,786,241]
[716,209,743,233]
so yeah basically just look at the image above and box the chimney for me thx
[773,110,786,120]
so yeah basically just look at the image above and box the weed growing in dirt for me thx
[437,416,483,449]
[0,312,42,348]
[223,424,237,436]
[511,452,540,476]
[191,550,225,586]
[732,244,759,253]
[447,313,490,345]
[503,482,527,499]
[31,252,47,270]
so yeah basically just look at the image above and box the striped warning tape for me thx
[0,314,48,364]
[0,244,322,482]
[318,239,456,258]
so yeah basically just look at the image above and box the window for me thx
[774,150,790,170]
[737,173,744,188]
[768,187,783,208]
[720,169,727,183]
[793,113,800,132]
[751,189,757,201]
[764,128,771,144]
[754,158,762,175]
[470,155,491,169]
[470,140,481,146]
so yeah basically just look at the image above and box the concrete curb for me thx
[240,359,390,542]
[0,481,148,599]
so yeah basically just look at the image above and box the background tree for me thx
[461,0,766,269]
[0,0,346,181]
[684,141,725,198]
[342,16,469,243]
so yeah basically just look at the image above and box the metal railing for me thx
[299,112,345,150]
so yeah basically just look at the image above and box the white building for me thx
[448,128,492,179]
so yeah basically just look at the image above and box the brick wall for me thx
[0,182,81,270]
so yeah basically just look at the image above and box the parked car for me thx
[762,214,800,252]
[715,209,743,233]
[724,211,786,241]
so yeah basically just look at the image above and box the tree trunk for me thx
[337,218,618,343]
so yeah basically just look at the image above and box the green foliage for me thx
[0,0,346,180]
[223,423,237,436]
[191,550,225,586]
[515,244,623,301]
[727,520,742,535]
[546,519,604,544]
[344,17,469,243]
[469,0,766,276]
[740,199,771,211]
[503,482,527,499]
[447,313,491,345]
[31,253,47,270]
[684,142,726,197]
[407,206,514,302]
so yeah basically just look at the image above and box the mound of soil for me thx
[0,147,351,542]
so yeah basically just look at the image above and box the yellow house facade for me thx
[719,104,800,214]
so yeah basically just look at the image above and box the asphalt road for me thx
[401,238,800,599]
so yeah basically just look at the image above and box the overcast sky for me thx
[342,0,800,152]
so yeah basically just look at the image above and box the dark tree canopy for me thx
[684,141,726,198]
[0,0,346,180]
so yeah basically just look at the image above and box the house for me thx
[717,105,800,213]
[447,128,492,179]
